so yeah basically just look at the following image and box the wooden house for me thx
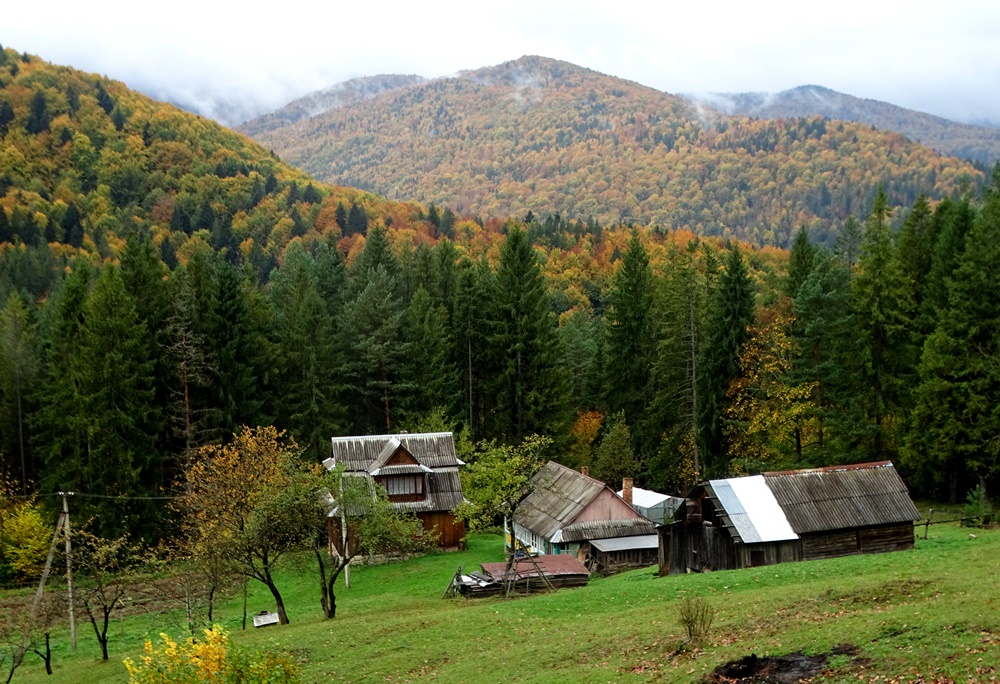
[511,462,657,574]
[324,432,466,550]
[659,461,921,575]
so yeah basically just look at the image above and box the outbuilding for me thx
[659,461,920,575]
[511,461,657,573]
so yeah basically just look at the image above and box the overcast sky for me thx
[6,0,1000,126]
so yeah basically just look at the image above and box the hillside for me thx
[687,84,1000,165]
[239,74,427,137]
[7,527,1000,684]
[0,48,452,294]
[241,56,984,247]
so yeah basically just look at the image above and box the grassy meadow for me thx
[6,519,1000,683]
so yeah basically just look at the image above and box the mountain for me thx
[685,85,1000,165]
[240,56,984,248]
[0,47,399,292]
[239,74,427,138]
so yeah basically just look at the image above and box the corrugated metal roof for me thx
[590,534,659,552]
[763,461,920,534]
[372,464,431,476]
[709,476,799,543]
[514,462,606,542]
[617,486,679,509]
[556,518,656,542]
[329,432,460,470]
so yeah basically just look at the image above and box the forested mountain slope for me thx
[242,56,983,247]
[686,85,1000,166]
[1,48,997,546]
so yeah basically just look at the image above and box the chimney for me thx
[581,466,589,477]
[622,477,633,507]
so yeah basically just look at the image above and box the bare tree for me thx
[74,530,145,660]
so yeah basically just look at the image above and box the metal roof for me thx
[589,534,659,552]
[762,461,920,534]
[617,486,680,509]
[514,462,606,542]
[709,475,799,543]
[555,518,656,543]
[328,432,460,470]
[480,555,590,581]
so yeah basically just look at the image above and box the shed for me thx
[324,432,466,550]
[511,462,656,573]
[659,461,920,575]
[617,485,684,524]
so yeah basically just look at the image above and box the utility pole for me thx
[59,492,76,651]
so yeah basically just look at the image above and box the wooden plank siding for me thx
[660,521,914,575]
[418,511,466,550]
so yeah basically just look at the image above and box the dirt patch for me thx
[705,644,860,683]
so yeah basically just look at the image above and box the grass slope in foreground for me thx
[10,525,1000,683]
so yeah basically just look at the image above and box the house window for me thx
[378,475,425,497]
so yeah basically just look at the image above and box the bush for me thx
[123,626,300,684]
[678,596,715,643]
[962,485,993,528]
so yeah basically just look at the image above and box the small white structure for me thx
[252,611,280,628]
[617,486,684,525]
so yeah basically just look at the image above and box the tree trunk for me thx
[262,569,289,625]
[313,544,332,619]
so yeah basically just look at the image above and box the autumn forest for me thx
[0,46,998,564]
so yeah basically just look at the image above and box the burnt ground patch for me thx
[705,644,863,683]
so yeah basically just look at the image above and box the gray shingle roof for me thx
[762,461,920,534]
[328,432,460,470]
[324,433,463,514]
[514,462,606,542]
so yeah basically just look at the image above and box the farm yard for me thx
[3,520,999,684]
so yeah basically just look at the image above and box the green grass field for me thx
[6,520,1000,683]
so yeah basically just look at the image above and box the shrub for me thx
[962,485,993,528]
[678,596,715,643]
[123,626,300,684]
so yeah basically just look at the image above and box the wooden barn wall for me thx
[660,522,913,575]
[734,540,801,568]
[858,522,914,553]
[418,511,466,549]
[801,522,915,561]
[589,546,658,575]
[663,523,738,575]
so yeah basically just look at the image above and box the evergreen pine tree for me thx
[785,226,816,299]
[268,242,345,458]
[344,265,410,433]
[697,243,755,476]
[25,91,49,135]
[488,225,569,442]
[851,188,916,461]
[904,166,1000,501]
[604,230,654,449]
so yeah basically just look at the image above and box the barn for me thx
[324,432,466,550]
[659,461,921,575]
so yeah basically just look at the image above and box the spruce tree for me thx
[785,226,816,299]
[268,242,344,458]
[344,265,410,433]
[851,188,916,460]
[790,251,865,463]
[697,243,755,476]
[905,167,1000,500]
[488,225,569,442]
[604,230,654,450]
[453,257,495,439]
